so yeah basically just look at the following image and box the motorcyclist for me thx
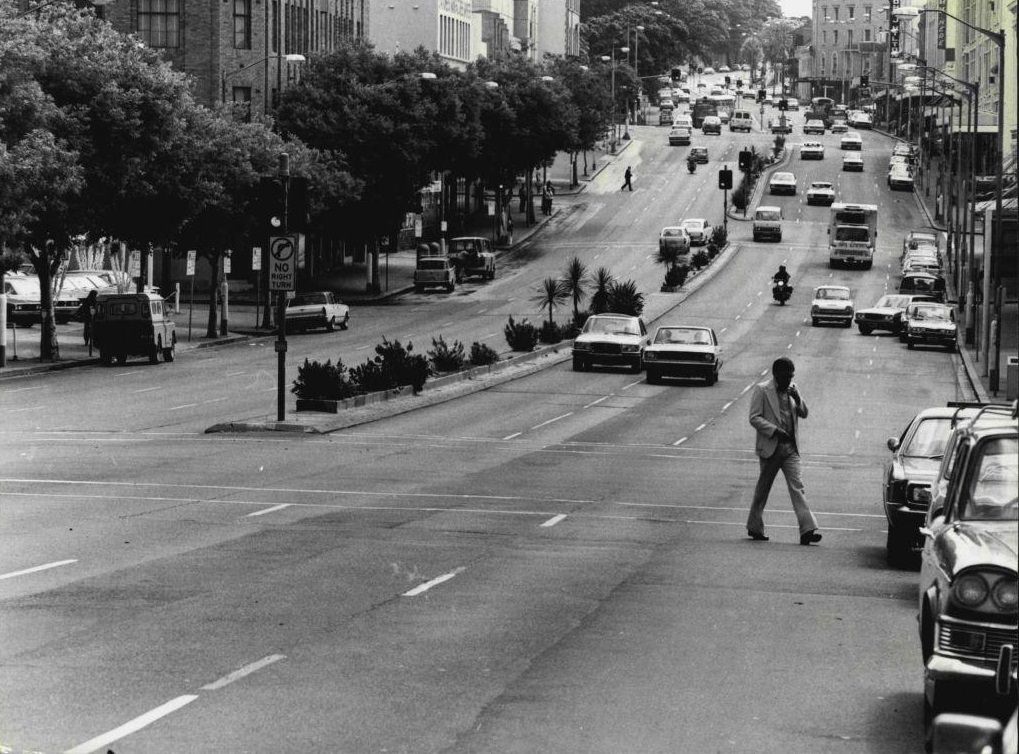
[687,155,697,173]
[772,265,791,285]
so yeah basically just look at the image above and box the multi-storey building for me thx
[536,0,580,58]
[369,0,479,69]
[809,0,883,103]
[94,0,368,116]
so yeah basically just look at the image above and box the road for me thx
[0,87,978,753]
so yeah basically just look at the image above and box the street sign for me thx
[128,249,141,277]
[268,234,297,291]
[251,246,262,271]
[186,249,196,277]
[223,255,231,274]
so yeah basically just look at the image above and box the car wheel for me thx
[631,357,643,374]
[339,315,349,331]
[116,353,127,364]
[446,282,455,293]
[326,316,336,332]
[414,285,424,293]
[776,235,782,242]
[907,341,915,350]
[706,369,718,386]
[858,324,872,335]
[811,317,819,327]
[163,340,175,362]
[885,527,909,567]
[753,233,759,242]
[149,336,162,364]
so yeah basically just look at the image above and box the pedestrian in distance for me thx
[745,356,822,545]
[518,184,527,214]
[542,181,555,216]
[71,289,99,353]
[621,165,633,191]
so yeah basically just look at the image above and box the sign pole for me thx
[276,154,291,422]
[186,249,196,342]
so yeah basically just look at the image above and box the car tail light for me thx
[953,574,989,608]
[991,578,1019,610]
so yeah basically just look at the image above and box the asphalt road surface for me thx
[0,88,979,753]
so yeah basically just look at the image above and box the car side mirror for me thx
[887,437,900,452]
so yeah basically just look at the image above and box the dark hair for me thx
[772,356,794,375]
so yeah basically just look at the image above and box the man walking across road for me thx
[746,356,822,545]
[621,165,633,191]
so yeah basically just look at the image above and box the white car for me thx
[718,65,731,73]
[849,111,873,129]
[768,171,797,195]
[889,165,915,191]
[680,218,713,246]
[800,141,825,160]
[284,291,350,332]
[840,131,863,150]
[830,120,849,134]
[903,302,957,350]
[786,98,800,111]
[572,313,648,373]
[842,152,864,171]
[810,285,854,327]
[803,119,825,135]
[806,181,836,206]
[702,66,715,74]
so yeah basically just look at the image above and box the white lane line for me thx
[857,407,863,414]
[476,308,487,314]
[403,567,465,596]
[0,559,77,581]
[441,322,454,327]
[721,401,734,412]
[720,327,727,333]
[868,359,873,366]
[756,291,763,297]
[741,383,754,394]
[584,396,610,408]
[787,343,793,349]
[203,396,229,404]
[540,514,567,528]
[64,695,199,754]
[873,345,877,352]
[694,423,707,432]
[502,432,521,440]
[115,371,142,377]
[672,437,688,446]
[621,379,642,390]
[760,369,768,376]
[246,504,291,518]
[226,370,247,377]
[745,302,753,308]
[8,406,44,413]
[356,344,371,350]
[200,654,286,691]
[132,386,160,393]
[854,430,861,439]
[168,403,200,411]
[531,412,573,430]
[795,330,801,337]
[5,385,42,393]
[735,314,741,320]
[483,332,498,339]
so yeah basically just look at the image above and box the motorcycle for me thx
[772,279,792,305]
[687,159,697,174]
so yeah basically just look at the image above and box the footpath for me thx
[0,141,632,381]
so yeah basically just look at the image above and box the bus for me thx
[709,93,737,119]
[805,96,837,127]
[691,97,718,128]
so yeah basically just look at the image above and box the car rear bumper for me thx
[807,195,834,205]
[908,331,957,346]
[813,311,853,323]
[753,226,782,240]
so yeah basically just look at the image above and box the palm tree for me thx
[606,279,645,316]
[561,255,589,321]
[657,243,680,271]
[532,276,569,328]
[589,266,615,314]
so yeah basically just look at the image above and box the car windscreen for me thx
[584,318,638,335]
[816,289,849,300]
[910,306,952,321]
[655,329,709,345]
[418,260,446,270]
[662,229,685,237]
[835,226,869,242]
[961,436,1019,520]
[810,183,832,190]
[874,295,909,309]
[903,418,954,458]
[756,210,781,221]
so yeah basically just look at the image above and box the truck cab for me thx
[828,203,878,269]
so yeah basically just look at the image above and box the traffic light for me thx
[736,78,743,88]
[697,66,704,74]
[778,98,788,111]
[757,88,766,102]
[860,74,869,87]
[671,67,683,82]
[259,176,286,234]
[718,167,733,190]
[738,149,752,172]
[724,75,731,86]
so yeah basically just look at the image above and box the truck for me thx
[827,203,878,269]
[690,97,718,129]
[447,236,496,281]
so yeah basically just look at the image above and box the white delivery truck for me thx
[828,203,878,269]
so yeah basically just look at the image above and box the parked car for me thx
[810,285,854,327]
[769,116,793,134]
[889,165,916,190]
[668,126,693,145]
[800,141,825,160]
[849,111,873,128]
[806,181,836,206]
[674,115,694,130]
[902,255,944,278]
[3,274,42,326]
[854,293,934,334]
[93,291,176,365]
[284,291,350,333]
[768,171,797,195]
[413,256,457,293]
[680,217,712,245]
[931,707,1018,754]
[840,131,863,150]
[644,325,722,385]
[903,301,958,350]
[701,115,722,135]
[903,230,941,259]
[689,146,709,164]
[447,236,496,281]
[842,152,864,171]
[917,407,1018,738]
[900,272,946,303]
[571,313,648,373]
[803,119,826,135]
[883,404,986,564]
[786,97,800,111]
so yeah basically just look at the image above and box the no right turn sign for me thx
[268,235,297,291]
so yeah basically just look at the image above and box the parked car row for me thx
[4,269,131,326]
[881,401,1018,750]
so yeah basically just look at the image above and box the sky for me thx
[779,0,813,18]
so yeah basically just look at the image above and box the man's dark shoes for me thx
[800,530,822,545]
[748,531,770,541]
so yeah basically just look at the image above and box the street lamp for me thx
[601,46,630,150]
[221,53,305,106]
[893,5,1007,389]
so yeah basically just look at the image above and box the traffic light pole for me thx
[277,153,290,423]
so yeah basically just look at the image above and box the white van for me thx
[753,205,783,242]
[729,110,753,132]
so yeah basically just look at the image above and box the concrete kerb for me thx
[209,230,741,434]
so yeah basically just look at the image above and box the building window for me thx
[234,0,252,49]
[848,29,854,46]
[848,5,855,19]
[231,87,252,121]
[821,6,828,21]
[864,5,871,21]
[138,0,180,48]
[272,1,279,53]
[822,30,827,44]
[832,52,838,74]
[834,29,839,45]
[864,28,871,41]
[833,6,840,20]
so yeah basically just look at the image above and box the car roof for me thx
[816,285,850,292]
[773,172,795,179]
[809,181,833,187]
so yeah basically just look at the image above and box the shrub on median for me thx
[291,358,358,400]
[469,341,499,366]
[428,336,466,373]
[504,316,539,352]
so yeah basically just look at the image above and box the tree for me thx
[606,279,645,316]
[532,276,569,328]
[589,267,616,314]
[561,255,589,321]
